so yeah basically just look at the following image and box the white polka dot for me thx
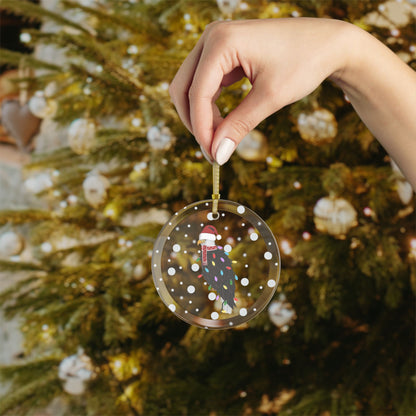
[191,263,199,272]
[208,292,216,301]
[168,267,176,276]
[267,279,276,288]
[237,205,245,214]
[264,251,272,260]
[224,244,232,252]
[168,304,176,312]
[241,278,249,286]
[211,312,219,320]
[172,244,181,252]
[187,285,195,294]
[239,308,247,317]
[250,233,258,241]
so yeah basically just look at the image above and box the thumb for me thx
[212,84,276,165]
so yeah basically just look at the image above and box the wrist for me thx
[328,21,364,87]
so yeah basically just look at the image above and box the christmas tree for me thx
[0,0,415,415]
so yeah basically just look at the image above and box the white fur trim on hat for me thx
[199,233,216,241]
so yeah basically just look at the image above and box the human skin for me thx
[169,18,416,190]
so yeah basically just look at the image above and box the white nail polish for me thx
[215,138,236,166]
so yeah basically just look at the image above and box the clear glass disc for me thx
[152,200,281,329]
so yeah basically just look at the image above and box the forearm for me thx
[330,23,416,190]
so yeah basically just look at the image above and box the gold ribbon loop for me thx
[212,163,220,217]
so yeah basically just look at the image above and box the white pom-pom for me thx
[146,124,174,150]
[268,297,296,328]
[83,173,110,208]
[28,91,57,118]
[68,118,96,155]
[313,196,357,237]
[58,350,95,396]
[0,231,24,257]
[24,172,53,194]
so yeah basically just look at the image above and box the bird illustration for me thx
[197,225,238,313]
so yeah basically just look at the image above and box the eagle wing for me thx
[201,249,237,308]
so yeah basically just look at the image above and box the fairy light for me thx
[363,207,373,216]
[67,195,78,205]
[302,231,311,241]
[410,238,416,258]
[390,28,400,37]
[131,117,142,127]
[293,181,302,190]
[281,239,292,255]
[20,32,31,43]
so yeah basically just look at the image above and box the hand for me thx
[169,18,350,164]
[169,18,416,190]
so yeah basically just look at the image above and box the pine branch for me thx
[0,260,43,272]
[0,49,61,72]
[0,210,52,225]
[62,0,162,39]
[0,0,91,35]
[56,32,143,91]
[0,362,60,416]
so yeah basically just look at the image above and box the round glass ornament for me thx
[152,199,280,329]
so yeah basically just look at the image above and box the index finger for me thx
[188,47,229,153]
[169,38,204,135]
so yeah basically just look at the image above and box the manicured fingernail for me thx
[215,138,236,166]
[200,146,214,164]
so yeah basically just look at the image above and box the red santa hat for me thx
[199,225,220,241]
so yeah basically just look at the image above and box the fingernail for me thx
[200,146,214,164]
[215,138,236,166]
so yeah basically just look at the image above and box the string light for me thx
[20,32,31,43]
[281,239,292,255]
[293,181,302,190]
[302,231,311,241]
[363,207,373,216]
[410,238,416,258]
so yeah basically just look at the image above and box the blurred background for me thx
[0,0,415,415]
